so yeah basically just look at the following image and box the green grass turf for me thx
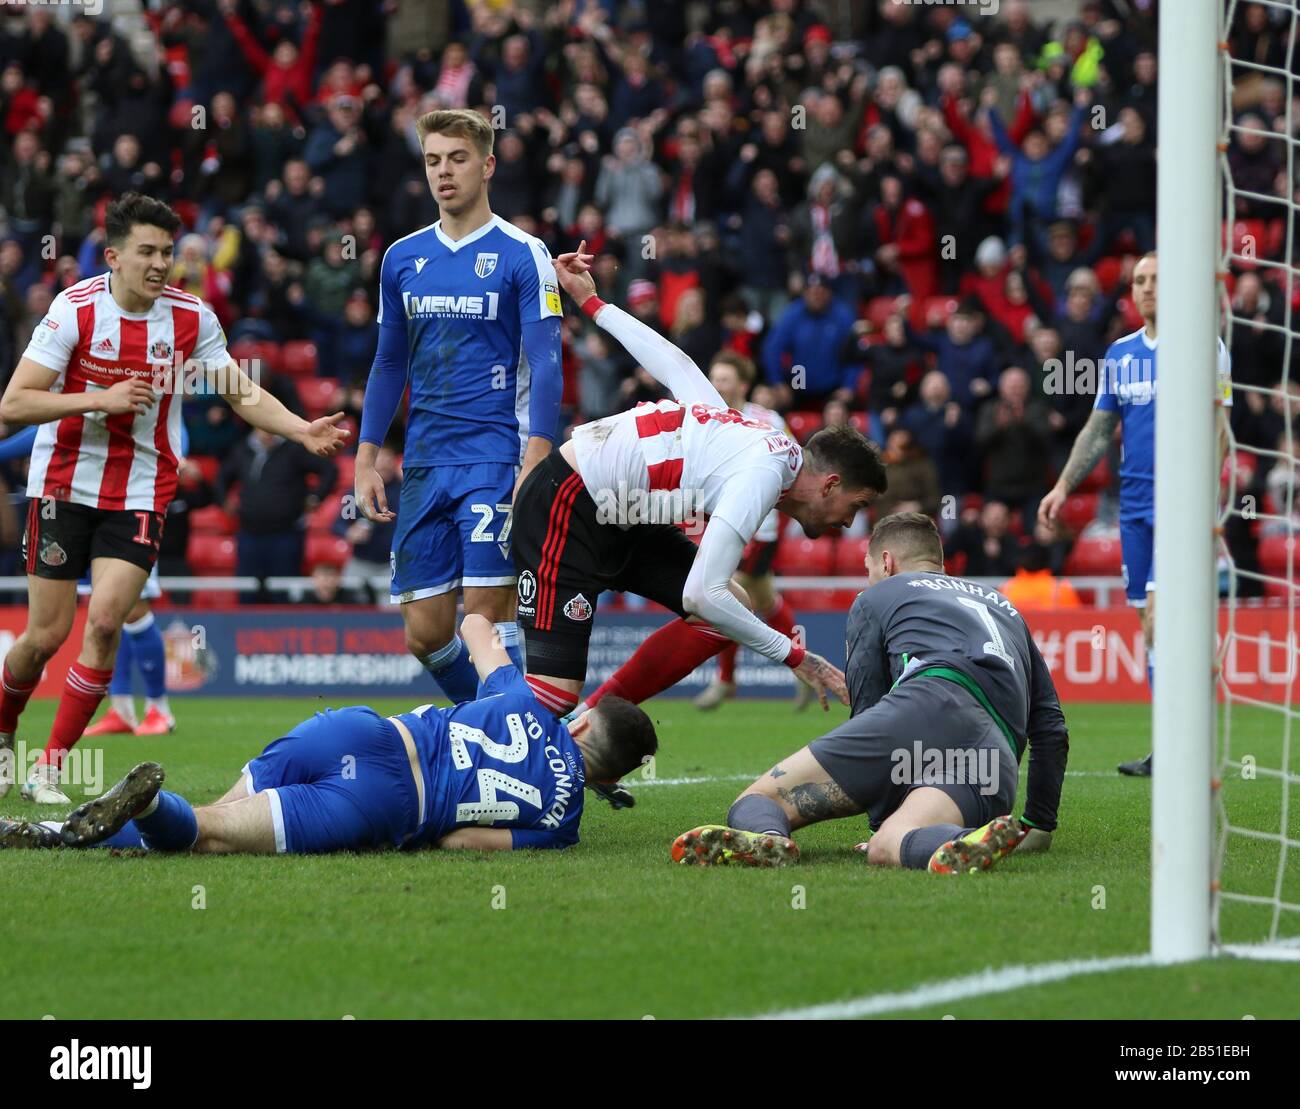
[1,697,1297,1019]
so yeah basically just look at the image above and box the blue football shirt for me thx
[1094,328,1232,518]
[394,665,586,850]
[376,215,563,468]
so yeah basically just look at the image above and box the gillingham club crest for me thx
[474,252,498,279]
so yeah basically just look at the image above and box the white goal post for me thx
[1152,0,1220,962]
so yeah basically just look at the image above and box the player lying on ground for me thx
[0,616,656,854]
[0,193,349,805]
[511,242,887,736]
[671,512,1068,874]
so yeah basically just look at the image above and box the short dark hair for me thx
[869,511,943,567]
[805,424,888,493]
[104,192,181,248]
[585,695,658,781]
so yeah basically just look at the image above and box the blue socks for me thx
[900,824,969,869]
[110,613,167,698]
[1147,660,1154,692]
[134,790,199,851]
[109,632,135,695]
[421,636,478,704]
[727,794,791,837]
[129,613,167,698]
[51,791,197,852]
[94,821,147,849]
[494,621,524,673]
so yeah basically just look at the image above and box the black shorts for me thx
[22,498,165,580]
[511,451,699,681]
[808,676,1019,832]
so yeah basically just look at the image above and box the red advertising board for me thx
[1023,606,1298,703]
[0,606,87,697]
[0,605,1294,703]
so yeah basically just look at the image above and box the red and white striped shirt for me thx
[21,273,230,513]
[572,397,802,543]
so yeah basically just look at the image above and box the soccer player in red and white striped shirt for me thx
[512,244,886,734]
[0,194,348,804]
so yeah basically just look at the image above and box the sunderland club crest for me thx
[563,593,592,622]
[39,538,67,567]
[150,339,173,362]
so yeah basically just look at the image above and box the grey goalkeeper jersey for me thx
[845,571,1069,831]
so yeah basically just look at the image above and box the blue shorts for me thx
[390,462,517,603]
[1120,514,1155,607]
[243,706,422,854]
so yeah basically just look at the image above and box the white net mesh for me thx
[1215,0,1300,949]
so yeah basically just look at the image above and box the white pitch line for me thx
[625,774,758,788]
[744,939,1300,1019]
[743,953,1156,1020]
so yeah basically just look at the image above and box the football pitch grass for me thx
[1,697,1297,1020]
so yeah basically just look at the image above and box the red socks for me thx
[765,596,797,639]
[716,641,739,684]
[0,660,38,734]
[40,662,113,768]
[587,618,732,707]
[526,675,580,717]
[714,597,797,685]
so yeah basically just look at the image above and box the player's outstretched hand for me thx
[100,377,157,416]
[793,651,849,710]
[1037,484,1067,528]
[355,457,395,523]
[299,411,350,458]
[554,238,598,303]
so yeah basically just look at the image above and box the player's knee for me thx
[404,623,453,659]
[25,623,70,662]
[84,609,122,647]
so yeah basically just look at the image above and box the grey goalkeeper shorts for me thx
[808,675,1019,832]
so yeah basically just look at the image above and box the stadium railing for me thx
[0,575,1132,605]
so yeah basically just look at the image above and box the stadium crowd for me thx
[0,0,1289,603]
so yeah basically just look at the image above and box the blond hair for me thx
[416,108,495,158]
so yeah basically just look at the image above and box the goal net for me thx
[1214,0,1300,954]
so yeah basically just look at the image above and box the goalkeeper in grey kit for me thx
[672,512,1068,873]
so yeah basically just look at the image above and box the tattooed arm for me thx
[1038,408,1119,526]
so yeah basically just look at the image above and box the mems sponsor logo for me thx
[402,290,500,320]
